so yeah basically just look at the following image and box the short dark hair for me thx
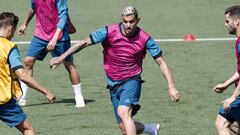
[0,12,18,28]
[225,5,240,18]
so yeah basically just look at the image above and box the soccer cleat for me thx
[75,95,85,107]
[151,123,160,135]
[18,99,27,107]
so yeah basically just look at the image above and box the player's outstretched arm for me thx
[18,9,35,35]
[155,56,181,102]
[49,37,93,69]
[213,71,239,93]
[15,68,56,103]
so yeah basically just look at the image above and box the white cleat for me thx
[151,123,160,135]
[18,99,27,107]
[75,95,85,108]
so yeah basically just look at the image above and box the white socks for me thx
[18,81,29,106]
[72,83,83,95]
[20,81,29,100]
[19,82,85,107]
[72,83,85,107]
[143,123,160,135]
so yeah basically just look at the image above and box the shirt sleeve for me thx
[56,0,68,30]
[8,47,23,71]
[89,27,107,44]
[29,0,34,10]
[238,43,240,55]
[146,37,162,59]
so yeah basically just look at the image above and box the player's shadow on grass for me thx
[25,98,95,107]
[55,98,95,106]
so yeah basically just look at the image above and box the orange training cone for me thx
[183,34,196,41]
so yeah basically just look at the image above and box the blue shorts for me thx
[109,77,142,123]
[219,96,240,123]
[0,98,26,127]
[26,36,73,61]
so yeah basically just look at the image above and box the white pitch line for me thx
[155,37,236,42]
[13,37,237,45]
[196,37,236,41]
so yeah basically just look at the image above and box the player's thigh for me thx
[26,36,48,61]
[218,96,240,123]
[51,40,73,62]
[15,119,34,133]
[109,78,142,123]
[0,99,27,128]
[118,79,142,116]
[110,90,122,123]
[216,114,231,127]
[119,79,142,107]
[23,56,37,68]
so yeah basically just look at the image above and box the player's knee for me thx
[16,120,35,135]
[215,115,230,130]
[118,107,131,120]
[118,109,127,120]
[63,62,76,71]
[231,121,240,130]
[23,57,35,69]
[25,126,35,135]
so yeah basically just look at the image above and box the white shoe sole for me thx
[75,104,85,107]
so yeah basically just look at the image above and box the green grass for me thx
[0,0,240,135]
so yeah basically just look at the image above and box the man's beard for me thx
[229,27,236,35]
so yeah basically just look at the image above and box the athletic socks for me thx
[143,123,160,135]
[19,82,85,107]
[72,83,85,107]
[18,81,29,106]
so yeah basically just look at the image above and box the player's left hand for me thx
[168,88,181,102]
[46,39,57,51]
[46,91,56,104]
[222,97,235,110]
[213,83,228,93]
[18,24,27,36]
[49,57,62,69]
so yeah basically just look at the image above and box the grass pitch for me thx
[0,0,239,134]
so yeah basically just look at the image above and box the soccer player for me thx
[213,5,240,135]
[49,5,181,135]
[0,12,55,135]
[17,0,85,107]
